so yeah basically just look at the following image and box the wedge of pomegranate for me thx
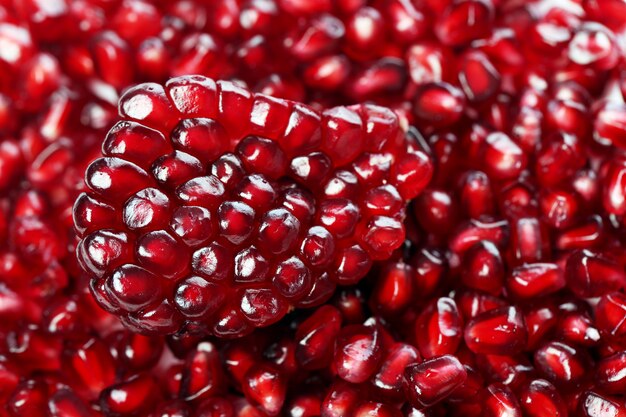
[74,76,432,337]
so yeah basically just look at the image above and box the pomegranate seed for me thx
[534,341,592,385]
[413,82,466,127]
[100,374,159,416]
[333,322,382,383]
[596,351,626,395]
[483,384,522,417]
[565,250,626,297]
[414,297,463,359]
[596,292,626,344]
[578,391,626,417]
[519,379,568,417]
[403,355,467,407]
[372,342,420,399]
[321,380,360,417]
[461,241,504,296]
[464,306,527,355]
[507,263,565,299]
[435,0,494,47]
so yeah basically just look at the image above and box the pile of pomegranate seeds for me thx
[1,0,626,416]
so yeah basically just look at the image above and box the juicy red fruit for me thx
[74,76,432,337]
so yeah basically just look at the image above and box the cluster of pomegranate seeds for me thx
[74,77,431,336]
[0,0,626,416]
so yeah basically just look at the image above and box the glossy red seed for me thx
[507,263,565,299]
[565,250,626,297]
[464,306,527,355]
[403,355,467,407]
[436,0,494,46]
[578,391,626,417]
[180,342,224,402]
[415,297,463,359]
[372,343,420,398]
[242,363,287,416]
[480,132,527,181]
[100,374,158,416]
[333,323,382,383]
[461,241,504,296]
[519,379,568,417]
[370,262,414,317]
[596,351,626,395]
[596,292,626,344]
[534,341,591,385]
[483,384,522,417]
[321,380,360,417]
[296,306,342,370]
[413,82,465,127]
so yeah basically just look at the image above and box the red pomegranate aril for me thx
[63,337,115,400]
[415,297,463,359]
[321,379,360,417]
[461,241,504,296]
[474,353,535,391]
[180,342,224,402]
[111,0,161,46]
[383,0,427,44]
[344,7,385,55]
[595,101,626,149]
[284,14,343,61]
[100,374,158,416]
[403,355,468,408]
[243,363,287,417]
[603,157,626,215]
[565,250,626,297]
[557,312,601,347]
[414,188,458,236]
[464,306,527,355]
[447,365,484,402]
[534,341,591,385]
[509,217,549,265]
[525,304,558,350]
[535,132,584,189]
[413,82,465,127]
[596,351,626,395]
[286,393,321,417]
[7,379,48,417]
[405,42,453,85]
[596,292,626,344]
[48,388,96,417]
[333,288,366,324]
[519,379,568,417]
[436,0,494,46]
[333,323,382,383]
[370,262,414,317]
[507,263,565,299]
[568,23,619,71]
[372,343,420,398]
[483,384,522,417]
[239,288,287,327]
[303,55,351,91]
[174,276,225,319]
[344,58,407,101]
[295,306,342,370]
[578,391,626,417]
[459,50,500,102]
[449,217,509,255]
[458,170,495,219]
[480,132,527,181]
[90,31,134,90]
[333,243,372,285]
[539,189,579,229]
